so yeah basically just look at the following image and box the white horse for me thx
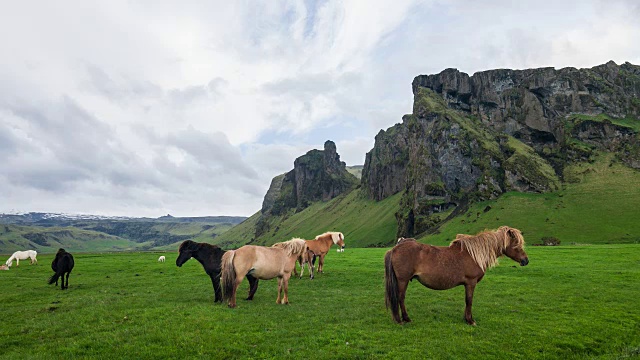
[158,255,165,262]
[6,250,38,267]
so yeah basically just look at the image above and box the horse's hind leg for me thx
[246,274,259,300]
[281,273,291,304]
[211,276,222,302]
[464,282,477,326]
[293,256,300,277]
[298,258,305,279]
[318,254,326,273]
[276,277,283,304]
[65,272,70,289]
[393,278,411,323]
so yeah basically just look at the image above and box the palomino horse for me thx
[48,248,75,290]
[176,240,259,303]
[5,250,38,267]
[384,226,529,325]
[295,231,345,279]
[221,238,308,308]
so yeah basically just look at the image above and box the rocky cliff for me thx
[413,61,640,167]
[363,61,640,237]
[256,140,358,237]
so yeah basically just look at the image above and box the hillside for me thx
[216,152,640,247]
[219,61,639,248]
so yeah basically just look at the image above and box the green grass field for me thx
[1,246,639,359]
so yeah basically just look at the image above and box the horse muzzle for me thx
[520,258,529,266]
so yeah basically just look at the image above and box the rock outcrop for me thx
[363,61,640,238]
[256,141,358,237]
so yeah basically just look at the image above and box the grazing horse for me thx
[384,226,529,325]
[158,255,166,262]
[5,250,38,267]
[48,248,75,290]
[176,240,259,303]
[221,238,308,308]
[295,231,345,279]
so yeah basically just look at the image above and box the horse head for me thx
[501,227,529,266]
[176,240,199,267]
[333,232,346,252]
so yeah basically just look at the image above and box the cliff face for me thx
[412,61,640,162]
[256,141,358,238]
[362,61,640,238]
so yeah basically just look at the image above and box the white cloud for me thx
[0,0,638,217]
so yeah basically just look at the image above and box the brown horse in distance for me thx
[384,226,529,325]
[221,238,308,308]
[295,231,345,279]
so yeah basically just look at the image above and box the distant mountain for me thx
[0,212,247,254]
[0,212,246,226]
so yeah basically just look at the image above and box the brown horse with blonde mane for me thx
[221,238,309,308]
[295,231,345,279]
[384,226,529,325]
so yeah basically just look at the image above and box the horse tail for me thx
[311,254,317,266]
[221,250,236,301]
[47,273,59,285]
[384,249,400,321]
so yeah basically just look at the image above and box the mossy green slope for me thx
[215,190,402,248]
[423,153,640,245]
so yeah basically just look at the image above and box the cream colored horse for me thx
[221,238,308,308]
[5,250,38,267]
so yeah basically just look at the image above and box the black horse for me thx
[176,240,259,303]
[48,248,74,290]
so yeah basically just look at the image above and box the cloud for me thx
[0,0,638,217]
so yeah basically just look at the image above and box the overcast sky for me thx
[1,0,639,217]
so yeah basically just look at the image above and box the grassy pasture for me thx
[1,246,639,359]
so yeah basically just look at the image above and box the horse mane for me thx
[450,226,525,271]
[315,232,343,244]
[272,238,307,257]
[396,237,416,245]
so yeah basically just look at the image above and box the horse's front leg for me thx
[464,282,477,326]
